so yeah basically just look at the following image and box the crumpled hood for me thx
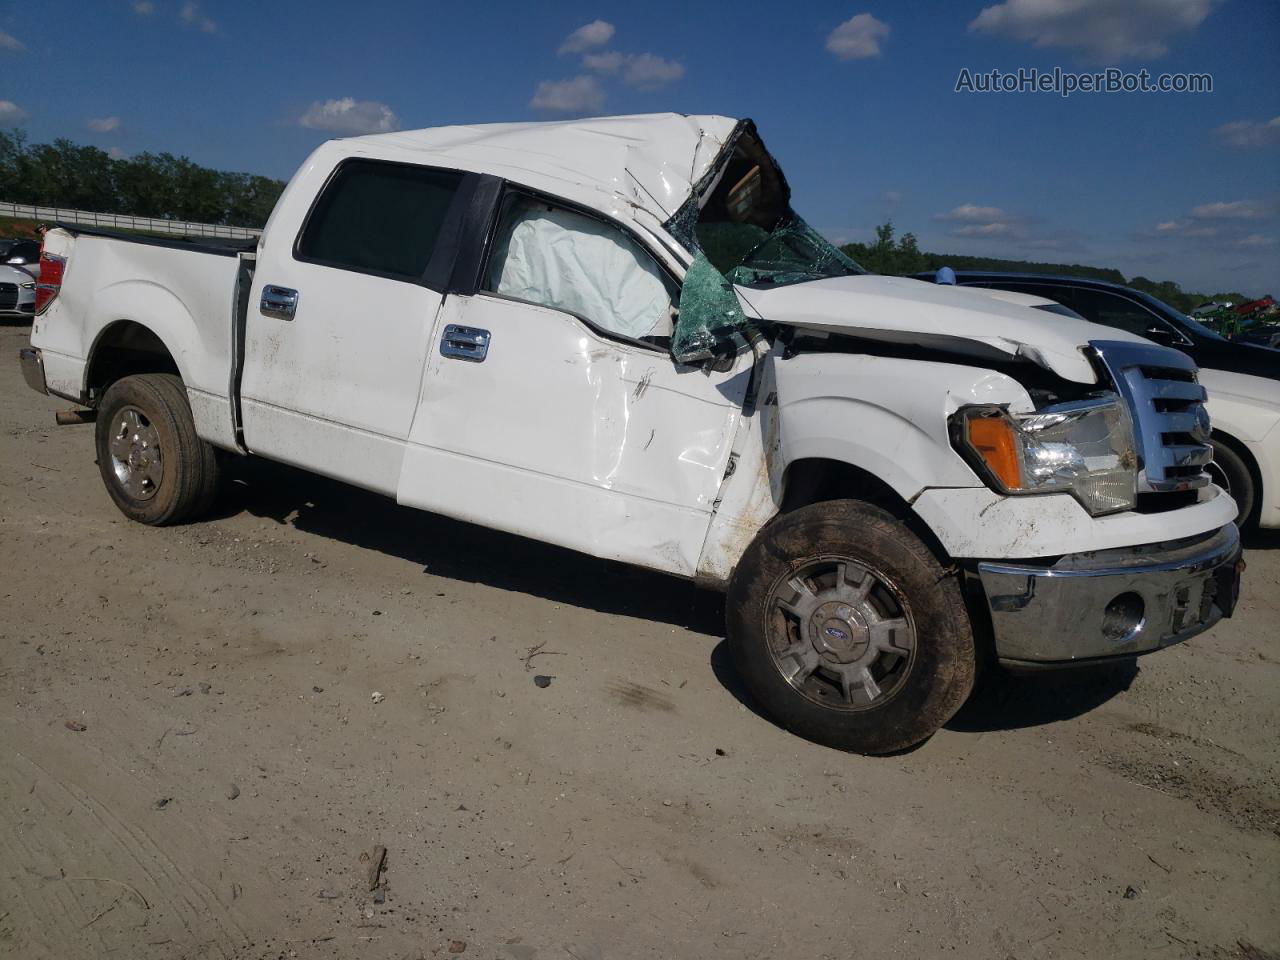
[736,274,1150,384]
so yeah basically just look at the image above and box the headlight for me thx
[954,395,1137,516]
[20,281,35,290]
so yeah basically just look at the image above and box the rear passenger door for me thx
[241,159,468,495]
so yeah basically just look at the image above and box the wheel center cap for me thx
[811,601,870,663]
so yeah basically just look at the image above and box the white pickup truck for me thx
[19,113,1243,754]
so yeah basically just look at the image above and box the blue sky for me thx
[2,0,1277,295]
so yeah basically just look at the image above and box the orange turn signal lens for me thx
[966,416,1022,490]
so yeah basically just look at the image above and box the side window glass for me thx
[484,194,676,341]
[12,241,39,263]
[297,160,464,281]
[1068,289,1166,338]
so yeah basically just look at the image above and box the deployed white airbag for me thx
[488,201,673,340]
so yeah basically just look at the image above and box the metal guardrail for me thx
[0,201,261,239]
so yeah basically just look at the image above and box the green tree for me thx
[0,130,285,229]
[837,220,1260,310]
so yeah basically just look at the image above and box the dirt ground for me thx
[1,321,1277,960]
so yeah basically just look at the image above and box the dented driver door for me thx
[396,292,752,578]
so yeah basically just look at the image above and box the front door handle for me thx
[440,324,490,362]
[260,284,299,320]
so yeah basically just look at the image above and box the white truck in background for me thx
[19,114,1243,754]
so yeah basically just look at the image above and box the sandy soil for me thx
[1,323,1277,960]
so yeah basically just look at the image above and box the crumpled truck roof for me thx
[341,113,739,224]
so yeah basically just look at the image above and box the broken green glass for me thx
[671,214,866,363]
[716,216,864,287]
[671,252,752,363]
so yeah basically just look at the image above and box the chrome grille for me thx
[0,282,17,311]
[1091,340,1211,493]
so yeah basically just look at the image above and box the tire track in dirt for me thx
[2,745,250,958]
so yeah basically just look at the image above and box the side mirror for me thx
[1144,325,1180,346]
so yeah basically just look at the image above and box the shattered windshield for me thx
[697,215,864,287]
[667,122,865,362]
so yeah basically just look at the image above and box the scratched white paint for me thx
[914,484,1236,559]
[396,292,751,577]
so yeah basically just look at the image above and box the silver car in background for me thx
[0,262,37,320]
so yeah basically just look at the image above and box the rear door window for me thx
[297,160,464,282]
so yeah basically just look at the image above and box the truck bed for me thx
[52,223,257,258]
[32,225,253,450]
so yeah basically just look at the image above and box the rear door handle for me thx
[260,284,299,320]
[440,324,490,362]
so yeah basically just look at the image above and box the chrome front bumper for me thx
[978,524,1242,668]
[18,346,48,396]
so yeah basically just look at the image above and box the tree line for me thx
[840,221,1251,314]
[0,130,285,229]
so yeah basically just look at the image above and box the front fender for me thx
[695,350,1038,585]
[773,352,1035,501]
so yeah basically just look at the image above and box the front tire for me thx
[95,373,221,525]
[727,499,975,754]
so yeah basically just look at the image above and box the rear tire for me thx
[727,499,975,754]
[1207,436,1256,529]
[95,373,221,525]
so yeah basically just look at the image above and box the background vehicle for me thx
[0,238,41,272]
[918,270,1280,530]
[0,263,36,320]
[20,115,1241,754]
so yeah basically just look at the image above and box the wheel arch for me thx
[1210,427,1263,525]
[84,319,184,404]
[778,456,957,565]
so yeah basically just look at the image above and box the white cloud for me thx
[1153,219,1218,238]
[558,20,614,55]
[826,13,890,60]
[88,116,121,133]
[579,51,684,90]
[529,75,606,115]
[180,0,218,33]
[969,0,1220,62]
[0,100,28,123]
[936,203,1010,223]
[299,98,400,135]
[132,0,155,13]
[1190,200,1268,220]
[1214,116,1280,150]
[622,53,684,91]
[934,203,1033,241]
[1145,198,1275,249]
[0,29,23,51]
[953,221,1022,238]
[582,50,625,73]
